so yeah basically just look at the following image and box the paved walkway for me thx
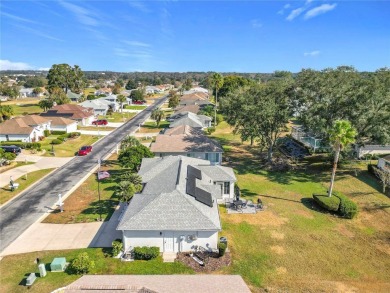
[1,155,73,188]
[78,130,113,136]
[0,203,124,256]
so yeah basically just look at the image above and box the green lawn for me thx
[43,155,122,223]
[125,105,147,110]
[0,169,55,205]
[41,135,99,157]
[98,112,136,123]
[138,121,169,133]
[77,126,116,131]
[0,248,193,293]
[212,122,390,292]
[2,99,43,116]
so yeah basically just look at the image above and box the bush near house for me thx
[133,246,160,260]
[68,252,95,275]
[112,239,123,257]
[1,141,41,149]
[51,130,67,135]
[51,139,62,145]
[218,242,227,257]
[44,129,50,137]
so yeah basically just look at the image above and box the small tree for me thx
[116,94,127,113]
[116,181,137,202]
[328,120,357,197]
[38,99,54,111]
[151,109,165,127]
[120,135,140,151]
[130,90,144,102]
[69,252,95,274]
[168,94,180,109]
[118,144,154,171]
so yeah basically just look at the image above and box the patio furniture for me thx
[233,200,243,210]
[256,198,264,210]
[241,199,248,209]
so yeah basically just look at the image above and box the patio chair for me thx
[256,198,264,210]
[241,200,248,209]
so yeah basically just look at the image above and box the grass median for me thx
[0,169,55,205]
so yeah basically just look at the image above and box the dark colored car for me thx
[78,145,92,156]
[132,100,146,105]
[0,145,22,155]
[92,119,108,126]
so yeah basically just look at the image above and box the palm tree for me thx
[120,135,140,151]
[116,181,136,203]
[116,94,127,113]
[208,72,224,126]
[151,108,165,127]
[328,120,357,197]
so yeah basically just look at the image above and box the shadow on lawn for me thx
[79,199,119,221]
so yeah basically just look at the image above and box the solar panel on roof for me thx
[187,165,202,180]
[195,187,213,207]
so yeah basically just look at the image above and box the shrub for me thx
[3,152,16,161]
[51,139,62,145]
[44,129,50,137]
[68,252,95,274]
[51,130,66,135]
[367,164,376,175]
[216,114,224,124]
[218,242,227,257]
[1,141,26,148]
[69,132,81,138]
[313,194,340,212]
[133,246,159,260]
[206,127,216,135]
[112,239,123,257]
[25,142,41,149]
[335,192,358,219]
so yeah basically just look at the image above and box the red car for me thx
[78,145,92,156]
[132,100,146,105]
[92,119,108,126]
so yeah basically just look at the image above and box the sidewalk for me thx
[0,203,125,256]
[1,155,73,188]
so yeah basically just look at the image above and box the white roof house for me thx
[168,112,212,129]
[80,99,110,116]
[117,156,236,254]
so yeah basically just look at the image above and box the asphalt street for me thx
[0,96,167,253]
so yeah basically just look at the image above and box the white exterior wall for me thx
[155,152,222,165]
[377,158,390,170]
[122,230,219,253]
[0,133,32,142]
[51,123,77,133]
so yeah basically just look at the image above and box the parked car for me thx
[78,145,92,156]
[0,145,22,155]
[92,119,108,126]
[132,100,146,105]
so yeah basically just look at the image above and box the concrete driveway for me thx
[0,203,124,257]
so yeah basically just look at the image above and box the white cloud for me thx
[251,19,262,28]
[304,4,337,19]
[0,11,38,24]
[286,7,305,21]
[59,1,98,26]
[123,41,151,47]
[304,50,320,57]
[278,3,291,15]
[13,24,63,42]
[0,60,33,70]
[284,4,291,9]
[128,1,151,13]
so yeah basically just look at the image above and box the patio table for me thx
[233,200,243,209]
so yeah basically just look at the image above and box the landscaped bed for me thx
[176,252,231,273]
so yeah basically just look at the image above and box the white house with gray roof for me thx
[117,156,236,254]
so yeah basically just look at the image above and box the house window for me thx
[223,182,230,195]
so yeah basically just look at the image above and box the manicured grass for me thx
[3,99,43,116]
[83,88,96,96]
[125,105,147,110]
[212,122,390,292]
[138,121,169,133]
[0,248,193,293]
[77,126,116,131]
[43,154,121,223]
[41,135,99,157]
[0,169,55,205]
[98,112,136,123]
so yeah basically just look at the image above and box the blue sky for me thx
[1,1,389,72]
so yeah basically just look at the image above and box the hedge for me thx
[44,129,50,137]
[133,246,159,260]
[51,130,66,135]
[112,239,123,257]
[1,142,41,149]
[313,194,340,212]
[51,139,63,145]
[335,192,358,219]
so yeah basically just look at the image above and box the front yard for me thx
[98,112,136,123]
[41,135,99,157]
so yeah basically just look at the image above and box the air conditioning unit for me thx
[187,234,197,241]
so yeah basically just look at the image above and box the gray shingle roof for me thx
[117,156,227,231]
[197,165,236,181]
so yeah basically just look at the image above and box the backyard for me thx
[212,122,390,292]
[2,98,42,116]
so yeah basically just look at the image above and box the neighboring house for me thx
[168,112,212,129]
[117,155,236,254]
[95,88,112,96]
[19,88,44,98]
[40,104,95,126]
[183,86,209,95]
[99,95,121,111]
[0,115,51,142]
[80,99,110,116]
[377,155,390,172]
[179,92,211,107]
[49,117,78,133]
[63,275,251,293]
[355,144,390,158]
[174,104,200,115]
[151,125,223,165]
[145,85,163,94]
[66,91,83,102]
